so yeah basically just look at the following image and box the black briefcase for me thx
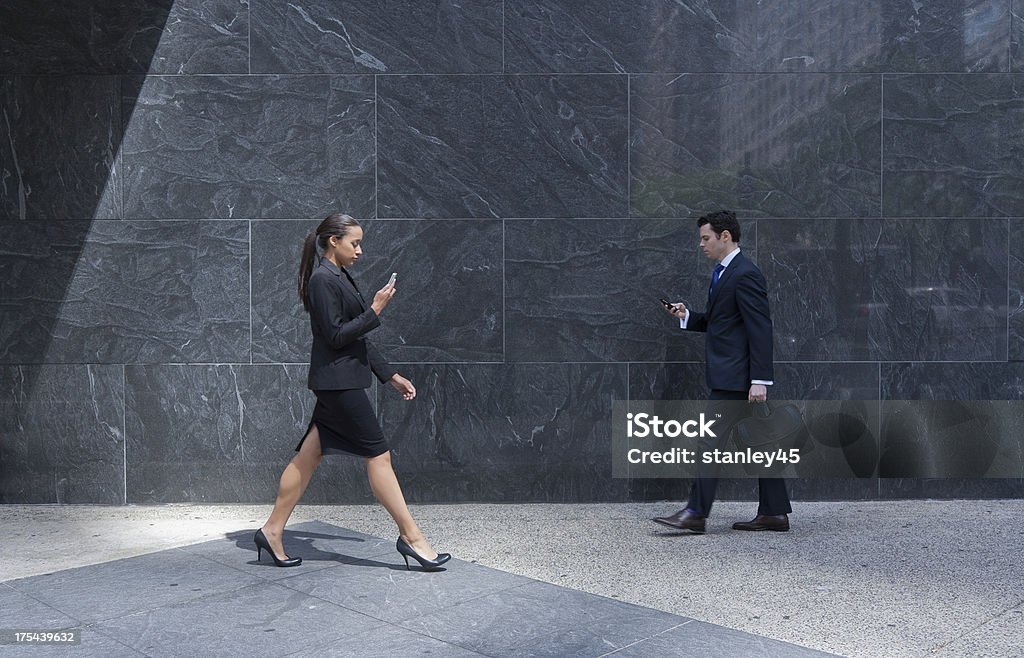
[733,401,809,451]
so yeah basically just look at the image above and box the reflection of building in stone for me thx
[633,1,1006,205]
[633,1,737,182]
[721,1,882,167]
[963,0,1008,70]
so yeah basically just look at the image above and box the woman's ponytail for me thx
[298,213,361,313]
[298,229,319,312]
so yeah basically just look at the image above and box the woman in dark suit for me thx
[254,213,450,571]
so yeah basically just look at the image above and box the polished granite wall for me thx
[2,1,1023,503]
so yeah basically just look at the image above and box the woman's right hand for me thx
[371,281,396,315]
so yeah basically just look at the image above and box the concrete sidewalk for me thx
[2,500,1021,657]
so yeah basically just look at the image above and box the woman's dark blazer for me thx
[306,259,396,390]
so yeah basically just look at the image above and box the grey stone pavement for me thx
[0,500,1021,657]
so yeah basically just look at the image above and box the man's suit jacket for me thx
[306,259,397,390]
[684,251,773,392]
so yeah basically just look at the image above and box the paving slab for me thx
[3,501,1021,656]
[0,520,832,657]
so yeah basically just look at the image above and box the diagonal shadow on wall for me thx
[0,1,204,503]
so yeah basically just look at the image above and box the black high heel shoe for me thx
[254,529,302,567]
[396,536,451,571]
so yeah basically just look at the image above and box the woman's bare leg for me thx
[366,451,438,559]
[261,426,323,559]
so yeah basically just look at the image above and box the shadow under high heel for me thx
[396,536,451,571]
[254,529,302,567]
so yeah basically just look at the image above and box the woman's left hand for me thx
[390,374,416,400]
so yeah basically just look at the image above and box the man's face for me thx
[698,223,731,261]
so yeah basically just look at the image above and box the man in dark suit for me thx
[653,210,792,534]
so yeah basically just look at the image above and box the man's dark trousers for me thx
[686,389,792,518]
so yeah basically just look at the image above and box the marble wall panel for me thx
[125,364,375,503]
[877,0,1009,73]
[122,75,375,219]
[623,362,706,501]
[251,219,503,364]
[506,1,1008,74]
[628,362,882,501]
[505,0,760,74]
[377,364,629,502]
[0,365,124,503]
[633,362,881,409]
[252,0,502,74]
[629,359,881,407]
[878,478,1024,497]
[145,0,249,75]
[883,74,1024,217]
[1011,219,1024,359]
[3,1,1021,503]
[505,219,719,363]
[883,361,1024,399]
[0,0,248,75]
[377,75,628,218]
[354,220,504,362]
[631,74,881,219]
[1014,0,1023,71]
[760,219,1008,362]
[881,363,1024,486]
[0,221,249,364]
[774,362,882,497]
[0,76,122,220]
[784,479,881,501]
[666,478,884,505]
[250,220,315,364]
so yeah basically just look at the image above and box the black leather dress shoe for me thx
[732,514,790,531]
[652,509,706,533]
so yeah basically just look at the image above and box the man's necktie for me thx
[709,263,725,298]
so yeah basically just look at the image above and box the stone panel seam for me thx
[502,218,506,361]
[1009,1,1014,72]
[878,361,882,499]
[880,73,884,219]
[627,74,631,218]
[597,620,694,657]
[122,364,127,505]
[249,221,253,365]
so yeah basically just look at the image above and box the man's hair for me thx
[697,210,741,243]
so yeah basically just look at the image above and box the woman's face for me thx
[329,226,363,267]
